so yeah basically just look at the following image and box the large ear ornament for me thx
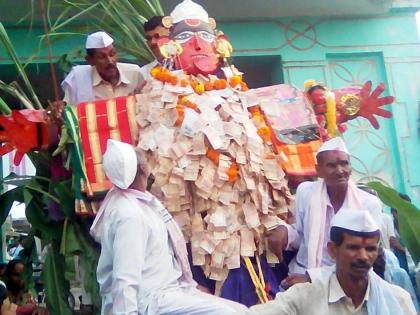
[208,18,217,29]
[162,16,173,29]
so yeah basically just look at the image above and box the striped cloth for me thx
[64,96,138,215]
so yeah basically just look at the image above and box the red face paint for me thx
[171,19,220,75]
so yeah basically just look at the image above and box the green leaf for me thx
[0,96,11,114]
[24,189,61,241]
[54,180,76,220]
[367,181,420,263]
[60,220,100,311]
[42,242,73,315]
[0,22,42,109]
[44,0,164,63]
[0,172,51,187]
[0,187,24,226]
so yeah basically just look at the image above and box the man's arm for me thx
[246,282,317,315]
[112,211,148,314]
[266,184,307,261]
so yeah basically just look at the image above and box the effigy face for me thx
[171,19,220,75]
[307,87,327,115]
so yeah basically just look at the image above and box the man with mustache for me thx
[248,210,416,315]
[267,137,383,287]
[140,16,169,80]
[62,31,144,105]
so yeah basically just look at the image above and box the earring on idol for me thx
[159,40,183,71]
[215,30,233,67]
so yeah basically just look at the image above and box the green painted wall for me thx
[1,11,420,207]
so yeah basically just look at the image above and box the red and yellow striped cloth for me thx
[77,95,138,196]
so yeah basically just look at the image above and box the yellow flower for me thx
[194,83,205,94]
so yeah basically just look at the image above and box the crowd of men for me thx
[1,0,419,314]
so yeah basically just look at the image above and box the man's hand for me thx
[266,226,288,262]
[32,306,49,315]
[281,273,310,290]
[358,81,394,129]
[45,100,66,126]
[196,284,211,294]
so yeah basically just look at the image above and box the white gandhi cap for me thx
[331,208,379,233]
[86,31,114,49]
[170,0,209,24]
[102,139,137,189]
[317,137,349,156]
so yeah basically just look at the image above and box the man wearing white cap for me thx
[248,210,416,315]
[267,137,382,285]
[90,139,247,315]
[62,31,144,105]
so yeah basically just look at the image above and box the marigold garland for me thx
[150,66,248,92]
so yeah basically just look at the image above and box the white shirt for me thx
[62,63,144,105]
[248,272,416,315]
[286,181,382,274]
[139,60,159,80]
[96,190,183,315]
[380,212,396,249]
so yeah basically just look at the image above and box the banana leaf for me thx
[367,181,420,263]
[0,187,24,226]
[60,219,100,311]
[0,172,51,187]
[42,241,73,315]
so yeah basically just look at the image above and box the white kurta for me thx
[96,189,245,315]
[62,63,144,105]
[286,181,383,274]
[380,212,395,250]
[247,272,416,315]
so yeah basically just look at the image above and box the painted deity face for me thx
[308,87,327,114]
[171,19,220,75]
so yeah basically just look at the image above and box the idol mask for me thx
[172,19,220,75]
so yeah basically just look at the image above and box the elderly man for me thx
[90,139,246,315]
[62,31,144,105]
[140,16,169,79]
[267,137,383,286]
[248,210,416,315]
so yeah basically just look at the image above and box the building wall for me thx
[220,11,420,206]
[1,11,420,206]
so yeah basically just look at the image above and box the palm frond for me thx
[0,81,35,110]
[44,0,164,63]
[0,22,42,109]
[0,97,12,115]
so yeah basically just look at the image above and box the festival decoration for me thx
[304,79,394,140]
[0,0,397,310]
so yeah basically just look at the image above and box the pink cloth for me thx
[90,187,196,286]
[307,179,363,268]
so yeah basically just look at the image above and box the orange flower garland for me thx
[150,66,248,91]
